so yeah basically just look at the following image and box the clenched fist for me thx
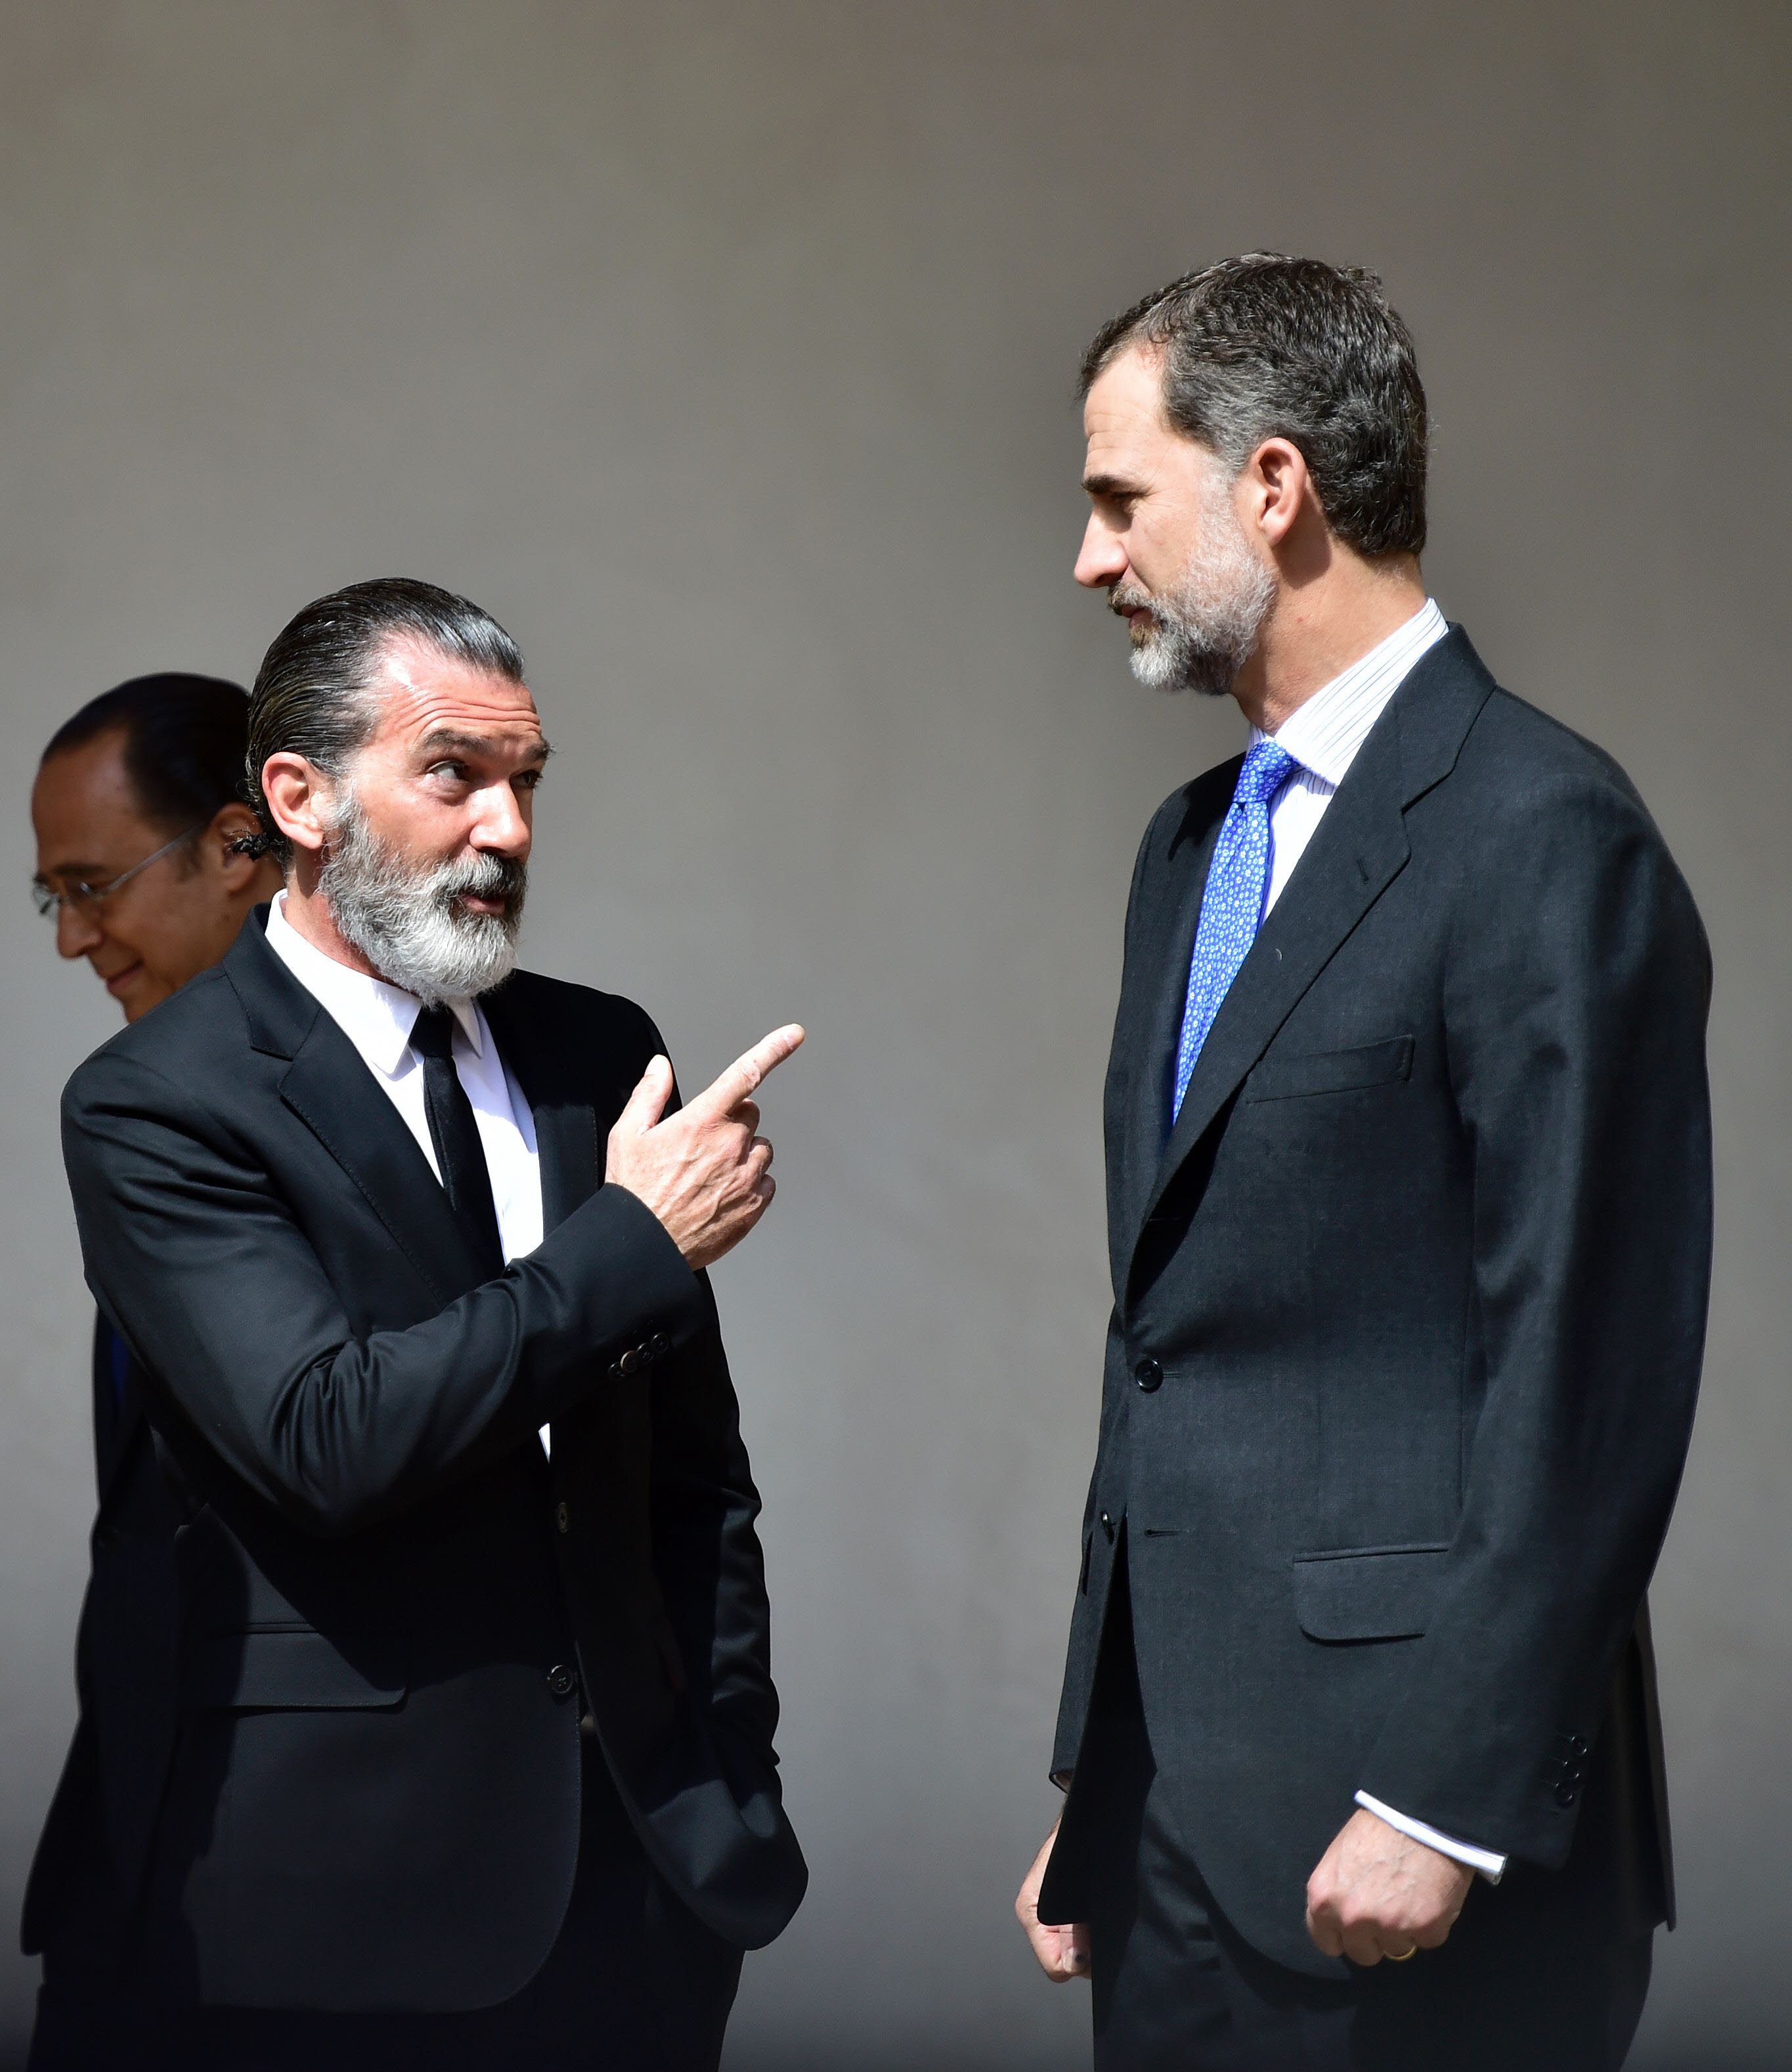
[605,1025,804,1270]
[1016,1821,1091,1983]
[1305,1807,1474,1965]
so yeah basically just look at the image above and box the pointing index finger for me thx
[696,1024,806,1116]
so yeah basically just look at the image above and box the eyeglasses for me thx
[32,824,203,921]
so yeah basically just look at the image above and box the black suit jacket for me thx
[54,913,806,2012]
[21,1321,183,1968]
[1041,630,1711,1976]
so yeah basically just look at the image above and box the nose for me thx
[473,780,532,860]
[56,901,104,962]
[1074,512,1128,592]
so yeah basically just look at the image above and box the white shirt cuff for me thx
[1355,1791,1507,1883]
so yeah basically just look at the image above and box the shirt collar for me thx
[263,893,483,1078]
[1256,598,1449,787]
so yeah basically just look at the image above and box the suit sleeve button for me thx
[547,1664,578,1698]
[1554,1780,1579,1807]
[1100,1512,1116,1542]
[1134,1359,1163,1392]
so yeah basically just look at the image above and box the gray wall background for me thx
[0,4,1785,2066]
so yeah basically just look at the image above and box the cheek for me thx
[127,904,209,990]
[1130,518,1181,592]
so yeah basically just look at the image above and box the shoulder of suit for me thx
[1447,683,1693,906]
[1458,681,1644,806]
[65,961,245,1103]
[491,969,662,1051]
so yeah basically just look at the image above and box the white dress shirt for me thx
[1250,599,1506,1884]
[1257,596,1449,917]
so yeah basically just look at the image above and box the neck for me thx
[1231,552,1427,734]
[278,870,383,980]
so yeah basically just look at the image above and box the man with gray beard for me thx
[56,578,807,2071]
[1015,258,1711,2068]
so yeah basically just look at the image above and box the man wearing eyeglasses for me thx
[24,675,280,2070]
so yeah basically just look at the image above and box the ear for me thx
[1239,437,1313,550]
[261,753,333,858]
[208,802,267,885]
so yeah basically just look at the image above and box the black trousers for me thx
[28,1725,741,2072]
[1066,1560,1652,2072]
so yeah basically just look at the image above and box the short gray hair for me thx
[241,577,525,865]
[1079,254,1429,559]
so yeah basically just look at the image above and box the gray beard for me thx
[317,791,526,1006]
[1118,494,1277,698]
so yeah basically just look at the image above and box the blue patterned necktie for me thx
[1171,738,1300,1124]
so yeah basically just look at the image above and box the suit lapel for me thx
[278,1015,492,1301]
[1124,628,1497,1284]
[480,983,601,1232]
[1110,778,1232,1279]
[225,914,491,1302]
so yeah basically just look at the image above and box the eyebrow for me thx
[416,730,554,764]
[35,858,112,883]
[1082,472,1145,502]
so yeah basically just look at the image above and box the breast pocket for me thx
[1244,1035,1414,1103]
[183,1627,406,1710]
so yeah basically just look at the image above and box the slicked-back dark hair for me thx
[242,577,525,864]
[1079,254,1428,558]
[41,674,252,854]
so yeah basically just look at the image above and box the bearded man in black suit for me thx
[55,578,806,2071]
[1016,257,1711,2071]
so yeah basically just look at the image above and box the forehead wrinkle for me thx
[372,672,544,755]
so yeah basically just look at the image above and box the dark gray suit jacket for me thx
[1041,629,1711,1976]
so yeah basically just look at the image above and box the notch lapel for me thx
[278,1017,493,1302]
[1145,739,1409,1210]
[1109,776,1233,1286]
[479,983,601,1233]
[1124,627,1498,1289]
[224,915,492,1302]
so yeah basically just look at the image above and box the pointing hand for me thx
[605,1025,805,1269]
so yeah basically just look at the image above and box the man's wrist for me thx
[1354,1790,1506,1882]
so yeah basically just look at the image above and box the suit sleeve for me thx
[624,1017,783,1766]
[648,1283,783,1763]
[62,1048,706,1539]
[1356,770,1712,1867]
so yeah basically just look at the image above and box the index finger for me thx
[692,1024,806,1116]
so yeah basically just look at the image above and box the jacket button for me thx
[1135,1358,1163,1393]
[1100,1511,1116,1543]
[547,1664,577,1698]
[1567,1735,1590,1757]
[1554,1778,1579,1807]
[555,1502,570,1534]
[619,1348,642,1377]
[650,1333,670,1357]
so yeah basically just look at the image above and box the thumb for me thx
[617,1055,674,1136]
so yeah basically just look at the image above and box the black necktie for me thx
[409,1005,504,1275]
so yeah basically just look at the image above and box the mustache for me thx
[436,850,527,910]
[1108,583,1157,623]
